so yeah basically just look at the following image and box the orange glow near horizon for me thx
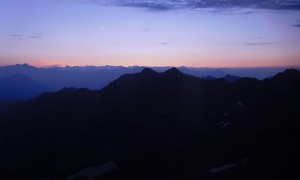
[33,60,79,68]
[24,58,300,69]
[1,2,300,70]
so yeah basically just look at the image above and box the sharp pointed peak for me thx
[163,67,184,76]
[141,68,157,75]
[9,63,36,69]
[15,63,31,67]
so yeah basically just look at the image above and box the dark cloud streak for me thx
[121,2,173,11]
[245,42,276,46]
[11,34,42,40]
[29,36,42,39]
[85,0,300,11]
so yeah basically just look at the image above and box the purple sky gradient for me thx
[0,0,299,67]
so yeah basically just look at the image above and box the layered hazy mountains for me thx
[0,67,299,179]
[0,64,294,102]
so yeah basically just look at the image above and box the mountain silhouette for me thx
[2,64,293,92]
[0,68,299,180]
[202,75,216,80]
[141,67,158,75]
[223,74,241,83]
[162,67,185,76]
[201,74,241,82]
[0,73,50,102]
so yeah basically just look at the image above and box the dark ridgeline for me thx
[1,64,286,96]
[202,75,216,80]
[0,68,299,180]
[202,74,241,83]
[223,74,241,83]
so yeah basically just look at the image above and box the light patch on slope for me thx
[209,163,237,173]
[66,161,119,180]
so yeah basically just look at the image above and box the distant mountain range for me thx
[0,68,299,179]
[202,74,241,83]
[0,64,144,91]
[0,64,296,102]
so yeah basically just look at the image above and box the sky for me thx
[0,0,300,68]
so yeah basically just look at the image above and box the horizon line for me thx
[0,63,300,69]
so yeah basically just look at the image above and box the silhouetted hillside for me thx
[0,68,299,180]
[223,74,241,83]
[201,74,241,83]
[1,64,294,94]
[202,75,216,80]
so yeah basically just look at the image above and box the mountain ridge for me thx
[0,68,299,179]
[1,64,296,92]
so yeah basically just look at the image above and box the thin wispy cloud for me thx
[249,37,263,40]
[11,34,22,37]
[245,42,276,46]
[83,0,300,11]
[11,34,42,40]
[29,36,42,39]
[122,2,173,11]
[153,42,169,45]
[142,28,151,32]
[293,24,300,27]
[159,42,169,45]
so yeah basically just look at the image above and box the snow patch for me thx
[238,101,243,106]
[66,162,119,180]
[209,163,237,173]
[223,112,228,117]
[216,121,231,128]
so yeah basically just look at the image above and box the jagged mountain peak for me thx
[223,74,241,83]
[272,68,300,81]
[163,67,184,77]
[141,67,158,75]
[13,63,35,69]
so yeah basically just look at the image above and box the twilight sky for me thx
[0,0,300,68]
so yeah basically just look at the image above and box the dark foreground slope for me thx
[0,68,299,180]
